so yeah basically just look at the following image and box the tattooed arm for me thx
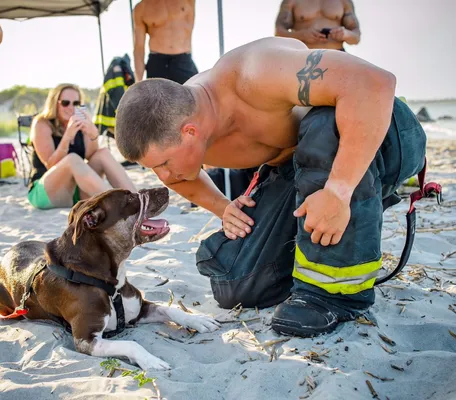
[341,0,361,44]
[246,38,395,244]
[327,0,360,45]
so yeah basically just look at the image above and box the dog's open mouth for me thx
[140,218,170,236]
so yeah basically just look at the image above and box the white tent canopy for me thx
[0,0,114,20]
[0,1,116,74]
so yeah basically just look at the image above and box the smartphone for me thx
[74,105,87,120]
[320,28,331,38]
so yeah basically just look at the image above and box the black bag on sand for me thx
[196,161,297,309]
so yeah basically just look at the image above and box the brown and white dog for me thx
[0,188,220,370]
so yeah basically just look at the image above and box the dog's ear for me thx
[68,199,87,225]
[72,206,106,245]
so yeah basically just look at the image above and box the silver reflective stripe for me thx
[294,261,379,285]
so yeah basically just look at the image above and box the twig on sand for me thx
[254,338,290,348]
[378,333,396,346]
[234,305,244,318]
[218,317,261,324]
[242,321,261,346]
[417,226,456,233]
[441,250,456,262]
[356,316,377,326]
[178,300,192,313]
[449,330,456,339]
[152,380,162,400]
[366,380,379,398]
[155,331,184,343]
[167,289,174,306]
[155,278,169,287]
[380,344,397,355]
[229,303,242,316]
[364,371,394,382]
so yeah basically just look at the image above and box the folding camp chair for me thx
[17,114,35,186]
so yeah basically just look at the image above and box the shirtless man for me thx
[133,0,198,83]
[115,37,426,337]
[275,0,361,51]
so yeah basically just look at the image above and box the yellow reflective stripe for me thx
[292,267,377,294]
[103,77,126,92]
[295,245,381,278]
[94,114,116,127]
[293,244,382,295]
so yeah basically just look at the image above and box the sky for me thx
[0,0,455,100]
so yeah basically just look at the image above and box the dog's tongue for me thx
[140,218,169,235]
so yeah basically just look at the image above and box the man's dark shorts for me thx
[146,52,198,84]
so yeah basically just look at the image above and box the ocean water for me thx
[407,99,456,140]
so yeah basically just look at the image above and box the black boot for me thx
[271,291,368,338]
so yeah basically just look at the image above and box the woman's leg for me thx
[43,153,111,207]
[87,148,136,192]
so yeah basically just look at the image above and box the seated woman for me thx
[28,83,136,209]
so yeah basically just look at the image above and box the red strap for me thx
[244,171,260,197]
[408,158,442,213]
[0,308,28,320]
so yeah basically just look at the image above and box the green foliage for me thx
[0,85,100,115]
[0,120,17,137]
[100,358,121,371]
[99,358,156,389]
[134,371,156,387]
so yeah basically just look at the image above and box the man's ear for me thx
[72,206,106,245]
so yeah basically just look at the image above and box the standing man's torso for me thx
[137,0,195,55]
[186,39,312,169]
[294,0,346,50]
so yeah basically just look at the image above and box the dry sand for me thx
[0,137,455,400]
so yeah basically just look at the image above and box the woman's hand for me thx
[222,196,256,240]
[79,110,99,141]
[64,116,84,144]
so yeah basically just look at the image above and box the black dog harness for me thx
[0,261,126,338]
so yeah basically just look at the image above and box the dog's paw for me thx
[184,314,221,333]
[137,353,171,371]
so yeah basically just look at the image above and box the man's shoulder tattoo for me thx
[296,50,328,107]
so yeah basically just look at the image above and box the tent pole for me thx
[217,0,224,57]
[217,0,231,200]
[97,12,105,75]
[129,0,134,41]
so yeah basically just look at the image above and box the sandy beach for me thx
[0,135,455,400]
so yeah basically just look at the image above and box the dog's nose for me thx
[150,187,169,202]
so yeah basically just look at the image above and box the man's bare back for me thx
[185,41,313,169]
[133,0,195,81]
[275,0,360,50]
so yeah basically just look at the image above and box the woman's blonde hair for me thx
[34,83,85,136]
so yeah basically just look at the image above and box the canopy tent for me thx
[0,0,118,75]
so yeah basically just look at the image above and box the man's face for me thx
[139,136,205,184]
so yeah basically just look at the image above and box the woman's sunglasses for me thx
[59,100,81,107]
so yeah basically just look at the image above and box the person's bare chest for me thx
[204,105,308,169]
[142,0,193,28]
[294,0,344,23]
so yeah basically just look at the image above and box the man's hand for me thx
[328,27,347,42]
[222,196,256,240]
[294,188,351,246]
[298,28,328,44]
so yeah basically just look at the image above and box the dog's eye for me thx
[128,194,136,203]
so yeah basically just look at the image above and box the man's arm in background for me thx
[133,4,147,82]
[341,0,361,45]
